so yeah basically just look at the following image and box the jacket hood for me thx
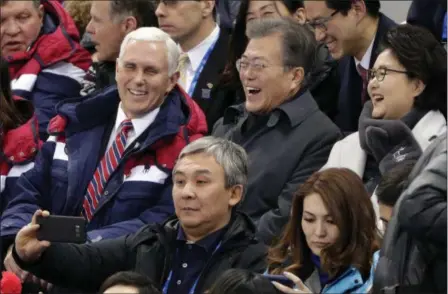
[307,44,336,92]
[176,85,208,138]
[1,99,41,164]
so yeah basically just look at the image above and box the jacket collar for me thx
[223,90,319,128]
[157,212,257,248]
[1,100,41,165]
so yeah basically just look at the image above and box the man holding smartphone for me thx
[10,137,267,293]
[2,27,207,283]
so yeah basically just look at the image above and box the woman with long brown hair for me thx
[267,168,381,293]
[0,57,41,214]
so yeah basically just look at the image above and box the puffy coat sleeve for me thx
[398,145,447,246]
[1,140,57,255]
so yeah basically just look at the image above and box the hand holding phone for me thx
[268,272,312,294]
[36,214,87,243]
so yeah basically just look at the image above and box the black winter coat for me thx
[373,133,447,294]
[14,212,267,293]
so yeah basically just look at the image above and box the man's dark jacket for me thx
[13,212,267,293]
[213,90,341,245]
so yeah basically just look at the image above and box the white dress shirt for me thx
[106,103,160,151]
[179,25,220,94]
[354,31,377,73]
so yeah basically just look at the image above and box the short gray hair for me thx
[175,136,248,189]
[246,18,317,75]
[117,27,180,75]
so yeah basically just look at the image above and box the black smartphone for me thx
[264,274,295,288]
[36,215,87,243]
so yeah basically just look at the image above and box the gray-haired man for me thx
[213,18,341,245]
[11,137,267,293]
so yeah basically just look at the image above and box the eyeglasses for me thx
[368,67,408,82]
[306,10,339,32]
[236,59,287,74]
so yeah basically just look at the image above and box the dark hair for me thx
[268,168,380,279]
[380,24,447,117]
[207,269,281,294]
[110,0,158,28]
[325,0,380,17]
[99,272,160,294]
[246,18,316,74]
[0,58,25,132]
[376,161,415,206]
[220,0,303,87]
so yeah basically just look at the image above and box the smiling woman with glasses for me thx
[324,24,446,236]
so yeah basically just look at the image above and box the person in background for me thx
[304,0,396,132]
[374,132,447,294]
[376,161,415,231]
[216,0,241,33]
[99,271,161,294]
[10,137,267,293]
[0,57,42,217]
[213,18,341,245]
[63,0,92,37]
[80,0,158,96]
[212,0,340,123]
[208,269,280,294]
[1,0,91,139]
[324,24,447,196]
[267,168,380,293]
[154,0,231,132]
[2,27,206,290]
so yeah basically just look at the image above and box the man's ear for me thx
[115,59,120,80]
[291,67,305,89]
[123,16,138,33]
[351,0,368,20]
[228,185,243,207]
[167,71,180,92]
[201,1,215,18]
[38,4,44,22]
[293,8,307,25]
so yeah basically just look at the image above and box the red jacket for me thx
[6,0,91,139]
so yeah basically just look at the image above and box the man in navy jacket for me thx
[2,27,207,278]
[304,0,396,132]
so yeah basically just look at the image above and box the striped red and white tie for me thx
[82,119,133,221]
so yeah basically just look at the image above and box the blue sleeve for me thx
[87,182,174,241]
[1,141,56,238]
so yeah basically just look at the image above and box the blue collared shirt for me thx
[166,226,226,294]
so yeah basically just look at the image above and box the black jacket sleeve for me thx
[13,235,135,292]
[398,148,447,246]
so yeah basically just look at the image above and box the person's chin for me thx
[245,101,262,114]
[371,109,385,119]
[310,247,322,256]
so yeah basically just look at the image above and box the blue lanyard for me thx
[162,241,222,294]
[187,37,219,97]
